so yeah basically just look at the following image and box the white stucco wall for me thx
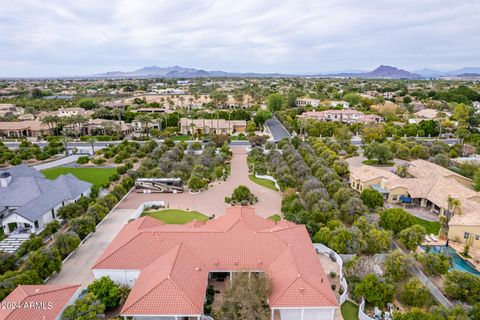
[93,269,140,287]
[278,308,335,320]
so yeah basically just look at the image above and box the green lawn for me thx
[248,174,279,191]
[341,301,359,320]
[268,214,282,222]
[413,216,441,235]
[362,159,394,166]
[41,167,116,187]
[142,209,209,224]
[172,135,192,141]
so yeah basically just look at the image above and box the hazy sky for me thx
[1,0,479,76]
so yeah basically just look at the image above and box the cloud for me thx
[0,0,479,76]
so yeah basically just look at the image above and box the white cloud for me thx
[0,0,479,76]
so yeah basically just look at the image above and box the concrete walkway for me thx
[47,208,135,286]
[33,155,82,171]
[117,147,283,217]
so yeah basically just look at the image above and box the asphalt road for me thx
[265,116,291,141]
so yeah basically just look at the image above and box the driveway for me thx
[47,208,135,287]
[345,154,409,171]
[265,116,291,141]
[34,155,82,171]
[117,147,283,217]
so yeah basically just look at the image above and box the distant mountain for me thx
[91,64,479,79]
[322,65,422,79]
[362,65,422,79]
[447,67,480,76]
[455,73,480,78]
[413,68,446,77]
[93,65,289,78]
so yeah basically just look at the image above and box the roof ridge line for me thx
[301,275,338,306]
[122,276,170,313]
[26,284,80,298]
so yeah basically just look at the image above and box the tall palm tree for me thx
[41,115,55,136]
[86,136,97,155]
[135,114,151,138]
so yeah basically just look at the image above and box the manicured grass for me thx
[362,159,394,166]
[248,174,279,191]
[268,214,282,222]
[341,301,359,320]
[413,216,441,235]
[142,209,209,224]
[172,135,192,141]
[41,167,116,187]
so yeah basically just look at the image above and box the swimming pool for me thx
[421,245,480,276]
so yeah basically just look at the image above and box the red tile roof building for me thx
[93,206,338,320]
[0,284,81,320]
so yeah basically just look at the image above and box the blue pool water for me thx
[422,245,480,276]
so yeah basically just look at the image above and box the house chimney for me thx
[0,172,12,187]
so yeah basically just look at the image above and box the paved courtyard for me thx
[117,147,283,217]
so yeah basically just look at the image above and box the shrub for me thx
[444,270,480,304]
[354,274,394,307]
[16,237,43,258]
[416,252,452,276]
[43,220,61,237]
[379,208,414,235]
[54,232,81,259]
[86,204,109,223]
[26,248,61,279]
[108,173,120,182]
[87,276,121,310]
[188,175,207,192]
[360,188,384,209]
[76,156,90,164]
[61,293,105,320]
[92,157,106,166]
[230,185,256,204]
[399,224,426,250]
[70,215,96,239]
[0,252,17,274]
[401,278,431,307]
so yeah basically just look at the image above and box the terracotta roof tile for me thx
[0,284,80,320]
[94,206,337,316]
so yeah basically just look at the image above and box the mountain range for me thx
[92,65,480,79]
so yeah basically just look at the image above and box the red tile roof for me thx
[93,206,337,316]
[0,284,81,320]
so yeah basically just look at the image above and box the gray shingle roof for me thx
[0,165,92,222]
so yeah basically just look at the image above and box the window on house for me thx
[34,221,39,228]
[464,232,470,239]
[392,195,398,201]
[476,235,479,241]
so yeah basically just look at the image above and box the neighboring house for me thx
[328,101,350,109]
[93,207,338,320]
[179,118,246,135]
[0,120,53,138]
[472,101,480,114]
[298,110,373,124]
[295,98,320,107]
[0,165,91,236]
[349,160,480,249]
[38,107,93,119]
[0,104,23,118]
[0,284,81,320]
[81,119,133,137]
[410,108,452,124]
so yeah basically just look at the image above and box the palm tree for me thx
[86,136,97,155]
[395,164,409,178]
[41,115,56,136]
[135,114,151,138]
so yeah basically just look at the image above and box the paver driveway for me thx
[48,147,282,287]
[118,147,283,217]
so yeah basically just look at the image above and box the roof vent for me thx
[299,288,305,293]
[214,260,219,266]
[195,267,201,271]
[234,260,239,265]
[257,260,263,265]
[321,278,323,283]
[34,288,40,293]
[297,274,301,278]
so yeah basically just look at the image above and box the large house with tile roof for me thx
[93,206,338,320]
[0,164,91,236]
[0,284,81,320]
[349,159,480,249]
